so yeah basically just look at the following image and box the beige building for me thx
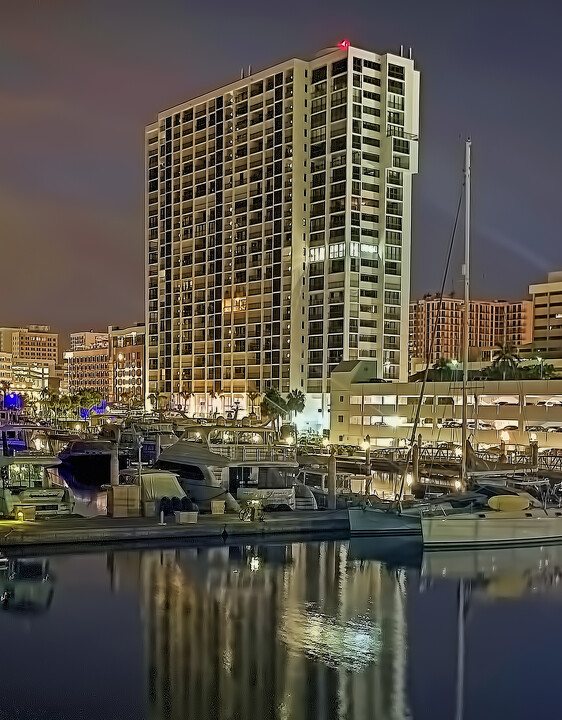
[145,42,420,429]
[64,332,111,398]
[0,326,59,397]
[0,352,11,384]
[70,330,109,351]
[409,295,532,366]
[0,325,58,363]
[108,324,145,406]
[528,271,562,357]
[330,359,562,450]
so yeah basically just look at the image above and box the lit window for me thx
[329,242,345,259]
[309,246,325,262]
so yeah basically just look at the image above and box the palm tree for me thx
[0,380,11,408]
[286,389,306,422]
[489,342,520,380]
[260,387,287,431]
[247,389,261,415]
[432,357,454,381]
[178,386,193,413]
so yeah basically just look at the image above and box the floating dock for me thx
[0,510,350,549]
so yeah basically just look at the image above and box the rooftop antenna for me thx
[409,47,412,59]
[240,68,244,79]
[400,44,404,56]
[248,65,251,76]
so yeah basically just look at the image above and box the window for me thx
[329,242,345,259]
[309,246,325,263]
[312,66,327,84]
[332,58,347,76]
[363,59,381,71]
[337,415,344,423]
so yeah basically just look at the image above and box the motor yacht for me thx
[0,424,74,518]
[154,422,316,512]
[58,439,117,487]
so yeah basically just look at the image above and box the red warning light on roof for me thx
[338,39,350,50]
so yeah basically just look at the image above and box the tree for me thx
[487,343,520,381]
[286,389,306,421]
[178,386,193,413]
[432,357,455,381]
[247,389,261,415]
[0,380,11,408]
[260,387,287,430]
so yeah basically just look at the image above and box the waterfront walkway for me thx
[0,510,349,549]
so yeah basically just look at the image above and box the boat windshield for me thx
[0,464,46,489]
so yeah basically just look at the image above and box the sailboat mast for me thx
[461,140,471,485]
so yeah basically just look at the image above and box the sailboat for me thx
[421,141,562,548]
[350,141,477,537]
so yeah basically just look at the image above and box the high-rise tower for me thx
[145,42,419,428]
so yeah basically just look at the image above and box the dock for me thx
[0,510,350,550]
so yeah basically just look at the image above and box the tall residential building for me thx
[409,295,533,365]
[108,324,145,406]
[528,271,562,357]
[145,42,419,428]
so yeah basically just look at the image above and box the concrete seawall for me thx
[0,510,350,549]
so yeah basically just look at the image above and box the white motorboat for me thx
[155,422,316,512]
[0,424,74,518]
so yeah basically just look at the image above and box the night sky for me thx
[3,0,562,338]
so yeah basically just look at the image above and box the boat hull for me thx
[349,506,421,536]
[422,509,562,548]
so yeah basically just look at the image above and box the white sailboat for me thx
[421,141,562,548]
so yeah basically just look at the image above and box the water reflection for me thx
[123,542,409,720]
[0,558,54,613]
[4,540,562,719]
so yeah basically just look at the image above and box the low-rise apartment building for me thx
[330,360,562,450]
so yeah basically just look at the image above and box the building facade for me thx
[63,333,111,398]
[70,331,109,352]
[409,295,532,366]
[330,359,562,450]
[0,325,58,363]
[108,324,145,406]
[145,42,419,429]
[528,271,562,357]
[0,326,59,397]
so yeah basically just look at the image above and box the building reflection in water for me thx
[112,542,410,720]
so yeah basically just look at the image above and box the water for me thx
[2,539,562,720]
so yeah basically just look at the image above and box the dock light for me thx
[249,556,260,572]
[16,511,24,522]
[322,438,330,447]
[406,473,413,487]
[286,436,295,445]
[454,480,462,490]
[361,440,369,451]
